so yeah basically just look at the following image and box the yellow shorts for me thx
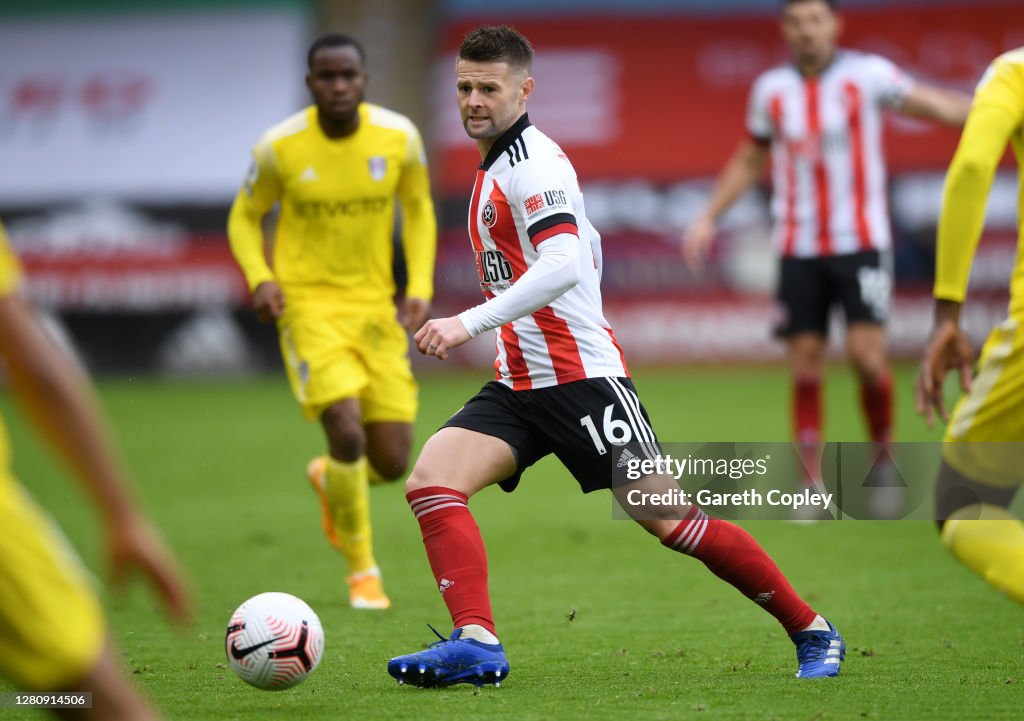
[278,307,418,423]
[0,477,105,690]
[943,318,1024,488]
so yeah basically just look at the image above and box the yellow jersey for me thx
[0,220,23,471]
[936,48,1024,317]
[227,103,436,310]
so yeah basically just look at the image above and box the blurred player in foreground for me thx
[0,220,192,719]
[228,34,437,609]
[684,0,969,491]
[386,25,844,687]
[916,48,1024,604]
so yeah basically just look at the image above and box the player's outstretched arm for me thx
[416,233,582,360]
[683,139,768,271]
[0,294,193,624]
[900,83,972,127]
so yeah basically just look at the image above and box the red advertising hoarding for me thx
[435,4,1023,192]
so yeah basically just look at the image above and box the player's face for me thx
[781,1,840,69]
[456,58,534,147]
[306,45,367,123]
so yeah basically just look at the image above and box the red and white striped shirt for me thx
[747,50,914,258]
[467,114,629,390]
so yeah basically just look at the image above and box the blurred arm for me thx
[397,141,438,303]
[0,293,192,620]
[227,145,281,292]
[227,191,276,292]
[934,104,1017,303]
[697,138,769,224]
[682,139,768,270]
[0,294,141,524]
[900,83,972,127]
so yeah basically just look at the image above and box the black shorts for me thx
[443,377,660,493]
[775,250,891,337]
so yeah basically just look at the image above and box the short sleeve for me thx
[511,158,579,248]
[866,54,915,109]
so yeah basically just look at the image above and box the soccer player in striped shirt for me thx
[684,0,970,493]
[386,24,844,687]
[228,34,437,610]
[916,48,1024,604]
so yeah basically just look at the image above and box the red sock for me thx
[407,487,495,634]
[662,509,817,634]
[859,373,893,443]
[793,376,822,484]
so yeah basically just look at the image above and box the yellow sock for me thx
[324,456,376,575]
[942,503,1024,604]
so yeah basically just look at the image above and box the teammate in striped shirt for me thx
[916,48,1024,604]
[387,24,844,687]
[683,0,970,490]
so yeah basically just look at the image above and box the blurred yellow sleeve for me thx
[935,58,1024,303]
[396,127,437,301]
[0,220,24,298]
[227,139,282,292]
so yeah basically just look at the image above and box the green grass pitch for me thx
[1,364,1022,720]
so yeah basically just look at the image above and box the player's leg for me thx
[936,319,1024,603]
[279,311,384,607]
[637,511,842,676]
[846,322,892,440]
[360,312,419,484]
[389,383,543,687]
[364,422,413,482]
[838,251,894,445]
[311,397,389,608]
[778,257,830,487]
[550,377,842,678]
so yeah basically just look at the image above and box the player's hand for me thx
[414,316,471,360]
[252,281,285,323]
[399,297,431,333]
[682,214,716,272]
[107,515,194,626]
[915,319,973,427]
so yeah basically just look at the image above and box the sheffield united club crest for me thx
[368,156,387,181]
[481,199,497,227]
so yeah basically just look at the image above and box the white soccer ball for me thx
[225,592,325,690]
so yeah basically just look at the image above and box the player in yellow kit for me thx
[916,48,1024,604]
[228,33,437,609]
[0,220,192,718]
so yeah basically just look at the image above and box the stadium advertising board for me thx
[435,4,1021,189]
[0,10,305,203]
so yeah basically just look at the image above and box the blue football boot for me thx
[388,626,510,688]
[791,618,845,678]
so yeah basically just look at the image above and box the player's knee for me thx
[325,425,366,461]
[405,458,454,496]
[372,455,408,482]
[851,354,888,384]
[320,402,366,460]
